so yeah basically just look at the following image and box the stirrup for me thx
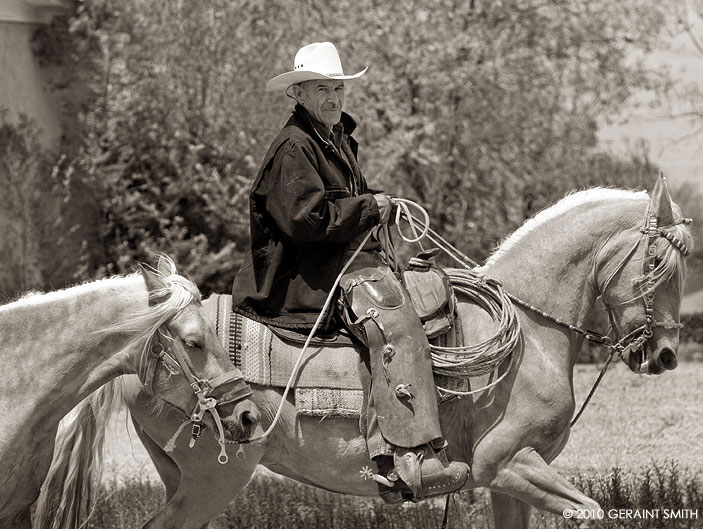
[393,445,469,502]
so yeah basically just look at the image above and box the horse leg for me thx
[132,424,238,529]
[131,416,181,502]
[491,491,532,529]
[490,447,599,514]
[141,448,262,529]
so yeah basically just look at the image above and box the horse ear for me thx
[651,174,675,226]
[156,254,176,278]
[138,264,168,306]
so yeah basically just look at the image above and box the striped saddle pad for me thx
[203,294,364,418]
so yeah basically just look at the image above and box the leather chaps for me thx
[339,252,442,448]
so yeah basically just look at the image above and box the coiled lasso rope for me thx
[430,269,520,397]
[381,198,521,398]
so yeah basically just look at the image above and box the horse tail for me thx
[34,379,124,529]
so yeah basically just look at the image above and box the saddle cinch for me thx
[202,252,457,420]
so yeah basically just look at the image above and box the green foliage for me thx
[7,0,690,300]
[82,475,165,529]
[681,314,703,344]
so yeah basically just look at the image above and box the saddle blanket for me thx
[203,294,364,417]
[203,294,467,418]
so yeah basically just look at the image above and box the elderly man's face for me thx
[293,79,345,129]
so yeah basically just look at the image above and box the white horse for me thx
[40,182,692,528]
[0,257,258,529]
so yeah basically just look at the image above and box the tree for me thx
[30,0,675,294]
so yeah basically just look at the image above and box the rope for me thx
[430,269,521,397]
[569,346,617,427]
[374,200,521,398]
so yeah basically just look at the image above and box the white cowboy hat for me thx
[266,42,368,92]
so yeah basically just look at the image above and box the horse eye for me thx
[184,340,202,350]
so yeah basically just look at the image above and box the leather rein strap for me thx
[144,325,252,464]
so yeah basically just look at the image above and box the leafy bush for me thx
[22,0,675,296]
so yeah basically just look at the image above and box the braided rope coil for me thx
[431,268,521,397]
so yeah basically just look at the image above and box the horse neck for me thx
[482,197,644,342]
[0,276,148,418]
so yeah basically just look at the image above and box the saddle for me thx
[264,248,456,346]
[203,255,460,420]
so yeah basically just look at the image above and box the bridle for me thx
[142,324,252,464]
[497,205,689,361]
[597,206,691,367]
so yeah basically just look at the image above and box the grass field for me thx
[554,362,703,472]
[92,362,703,528]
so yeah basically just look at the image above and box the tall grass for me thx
[84,462,702,529]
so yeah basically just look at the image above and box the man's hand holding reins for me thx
[373,193,393,225]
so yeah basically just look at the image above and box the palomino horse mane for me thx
[96,263,202,373]
[0,275,140,310]
[483,188,647,268]
[1,260,202,374]
[482,187,691,295]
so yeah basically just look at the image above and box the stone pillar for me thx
[0,0,71,298]
[0,0,72,147]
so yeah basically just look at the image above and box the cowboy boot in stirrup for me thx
[393,444,469,501]
[374,445,469,502]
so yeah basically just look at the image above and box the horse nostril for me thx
[241,410,257,428]
[659,348,678,371]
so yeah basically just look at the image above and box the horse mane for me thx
[0,275,139,311]
[93,258,200,375]
[482,188,648,269]
[481,187,691,301]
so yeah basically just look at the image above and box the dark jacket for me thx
[231,105,380,329]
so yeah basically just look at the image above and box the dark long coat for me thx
[231,105,380,330]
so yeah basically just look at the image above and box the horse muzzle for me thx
[634,345,678,375]
[221,399,260,442]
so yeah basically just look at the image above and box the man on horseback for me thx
[231,42,469,503]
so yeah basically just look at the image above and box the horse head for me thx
[136,257,260,454]
[596,176,693,375]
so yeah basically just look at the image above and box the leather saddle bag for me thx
[401,249,456,338]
